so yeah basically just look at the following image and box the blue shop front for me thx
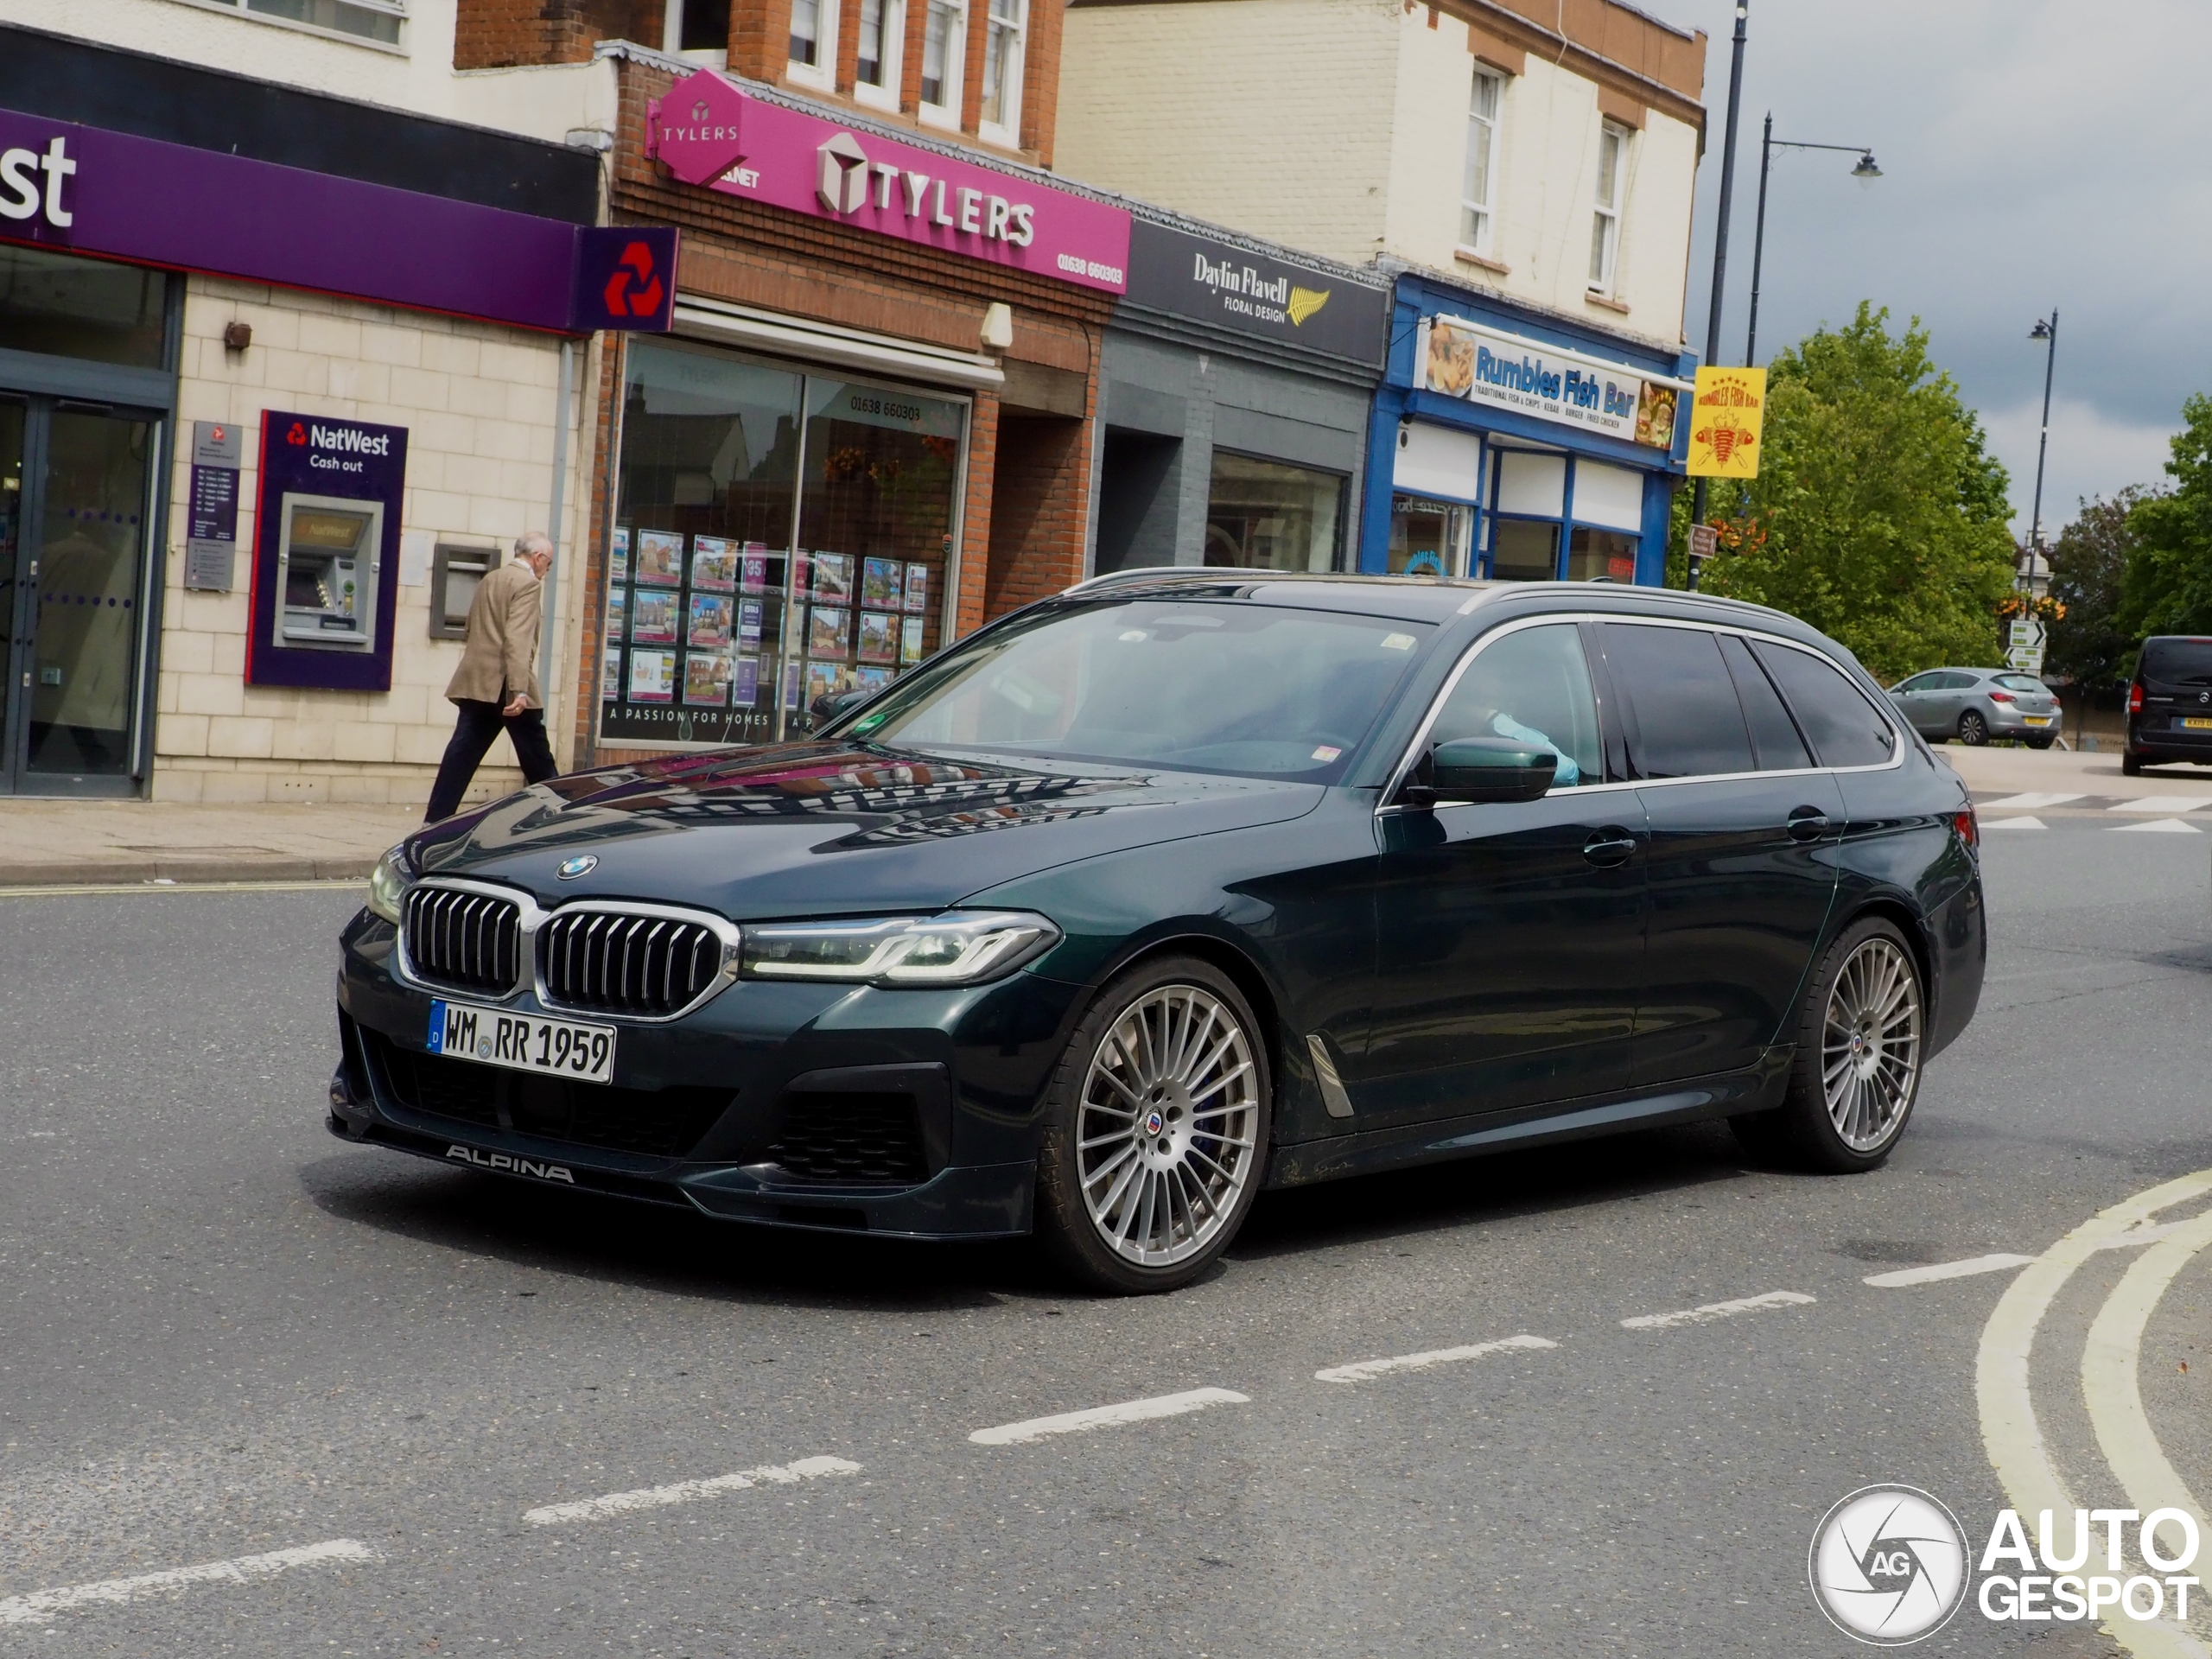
[1358,273,1694,585]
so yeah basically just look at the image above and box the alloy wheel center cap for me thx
[1143,1109,1166,1137]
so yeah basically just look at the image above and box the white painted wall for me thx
[1052,0,1402,265]
[0,0,613,143]
[1058,0,1702,346]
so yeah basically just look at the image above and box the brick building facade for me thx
[575,45,1124,762]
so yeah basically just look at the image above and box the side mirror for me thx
[1427,737,1557,804]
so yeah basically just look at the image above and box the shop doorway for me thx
[0,395,162,794]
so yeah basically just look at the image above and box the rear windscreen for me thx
[1993,674,2048,693]
[2140,639,2212,686]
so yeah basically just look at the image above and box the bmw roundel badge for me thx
[556,854,598,880]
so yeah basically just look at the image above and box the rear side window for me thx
[1751,641,1897,768]
[1718,632,1811,770]
[1603,623,1756,779]
[2140,639,2212,687]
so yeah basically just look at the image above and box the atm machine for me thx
[271,494,382,653]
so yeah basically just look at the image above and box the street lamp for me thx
[1744,112,1882,365]
[2022,311,2059,602]
[1686,0,1751,589]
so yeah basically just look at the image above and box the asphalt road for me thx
[1,817,2208,1657]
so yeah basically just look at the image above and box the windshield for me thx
[2141,639,2212,686]
[835,599,1433,780]
[1992,674,2050,693]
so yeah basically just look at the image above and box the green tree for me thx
[2045,488,2147,741]
[2120,396,2212,639]
[1682,304,2018,683]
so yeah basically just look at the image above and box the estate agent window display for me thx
[601,339,964,748]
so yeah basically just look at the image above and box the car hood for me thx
[409,742,1325,917]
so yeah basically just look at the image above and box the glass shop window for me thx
[0,244,168,368]
[1565,525,1637,582]
[1389,494,1470,578]
[601,340,964,750]
[1202,451,1344,572]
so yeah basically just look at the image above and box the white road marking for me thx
[1314,1333,1558,1384]
[1977,1171,2212,1659]
[0,1540,377,1627]
[2082,1205,2212,1571]
[1981,816,2046,831]
[523,1455,860,1525]
[969,1387,1249,1446]
[1619,1289,1815,1330]
[2112,817,2203,834]
[1981,791,2083,810]
[1863,1253,2035,1287]
[2108,795,2212,813]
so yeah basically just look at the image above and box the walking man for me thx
[424,532,560,823]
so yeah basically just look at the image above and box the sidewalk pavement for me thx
[0,799,420,888]
[1936,740,2212,798]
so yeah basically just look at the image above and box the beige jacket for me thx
[443,558,543,708]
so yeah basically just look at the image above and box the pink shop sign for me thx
[646,70,1130,294]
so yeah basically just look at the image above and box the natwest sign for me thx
[647,71,1129,294]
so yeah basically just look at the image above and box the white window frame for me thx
[853,0,906,111]
[919,0,966,129]
[1587,119,1629,296]
[787,0,840,89]
[976,0,1027,147]
[660,0,729,65]
[164,0,406,53]
[1457,66,1503,258]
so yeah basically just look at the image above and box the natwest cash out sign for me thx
[647,71,1129,292]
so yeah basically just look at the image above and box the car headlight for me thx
[367,842,416,925]
[741,910,1061,986]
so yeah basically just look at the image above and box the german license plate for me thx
[2184,718,2212,731]
[2022,715,2051,727]
[428,999,615,1084]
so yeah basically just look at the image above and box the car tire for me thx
[2123,751,2144,776]
[1958,709,1989,747]
[1033,955,1273,1295]
[1731,917,1925,1174]
[2026,735,2055,750]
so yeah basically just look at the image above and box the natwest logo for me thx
[0,137,78,230]
[307,423,391,456]
[601,240,664,318]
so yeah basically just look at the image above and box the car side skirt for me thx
[1264,1048,1790,1188]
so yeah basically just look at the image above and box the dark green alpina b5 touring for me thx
[332,572,1986,1292]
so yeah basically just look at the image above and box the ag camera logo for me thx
[1809,1485,1969,1644]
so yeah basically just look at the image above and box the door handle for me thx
[1787,807,1831,842]
[1583,827,1637,867]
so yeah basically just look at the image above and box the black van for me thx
[2126,636,2212,774]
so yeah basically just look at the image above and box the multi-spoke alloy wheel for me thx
[1821,936,1922,1154]
[1077,984,1260,1267]
[1036,957,1272,1294]
[1732,916,1925,1173]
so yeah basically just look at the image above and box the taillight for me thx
[2130,682,2145,714]
[1987,690,2015,703]
[1954,807,1979,851]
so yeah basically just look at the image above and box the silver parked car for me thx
[1888,667,2061,747]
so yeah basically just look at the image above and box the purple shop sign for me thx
[0,109,677,335]
[647,71,1130,294]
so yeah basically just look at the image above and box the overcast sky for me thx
[1656,0,2204,541]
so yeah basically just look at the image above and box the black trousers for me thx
[425,698,559,823]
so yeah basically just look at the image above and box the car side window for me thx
[1751,641,1898,768]
[1895,672,1936,694]
[1602,623,1756,779]
[1936,671,1974,690]
[1431,623,1604,787]
[1719,632,1811,770]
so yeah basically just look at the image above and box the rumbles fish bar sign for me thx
[1421,315,1688,450]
